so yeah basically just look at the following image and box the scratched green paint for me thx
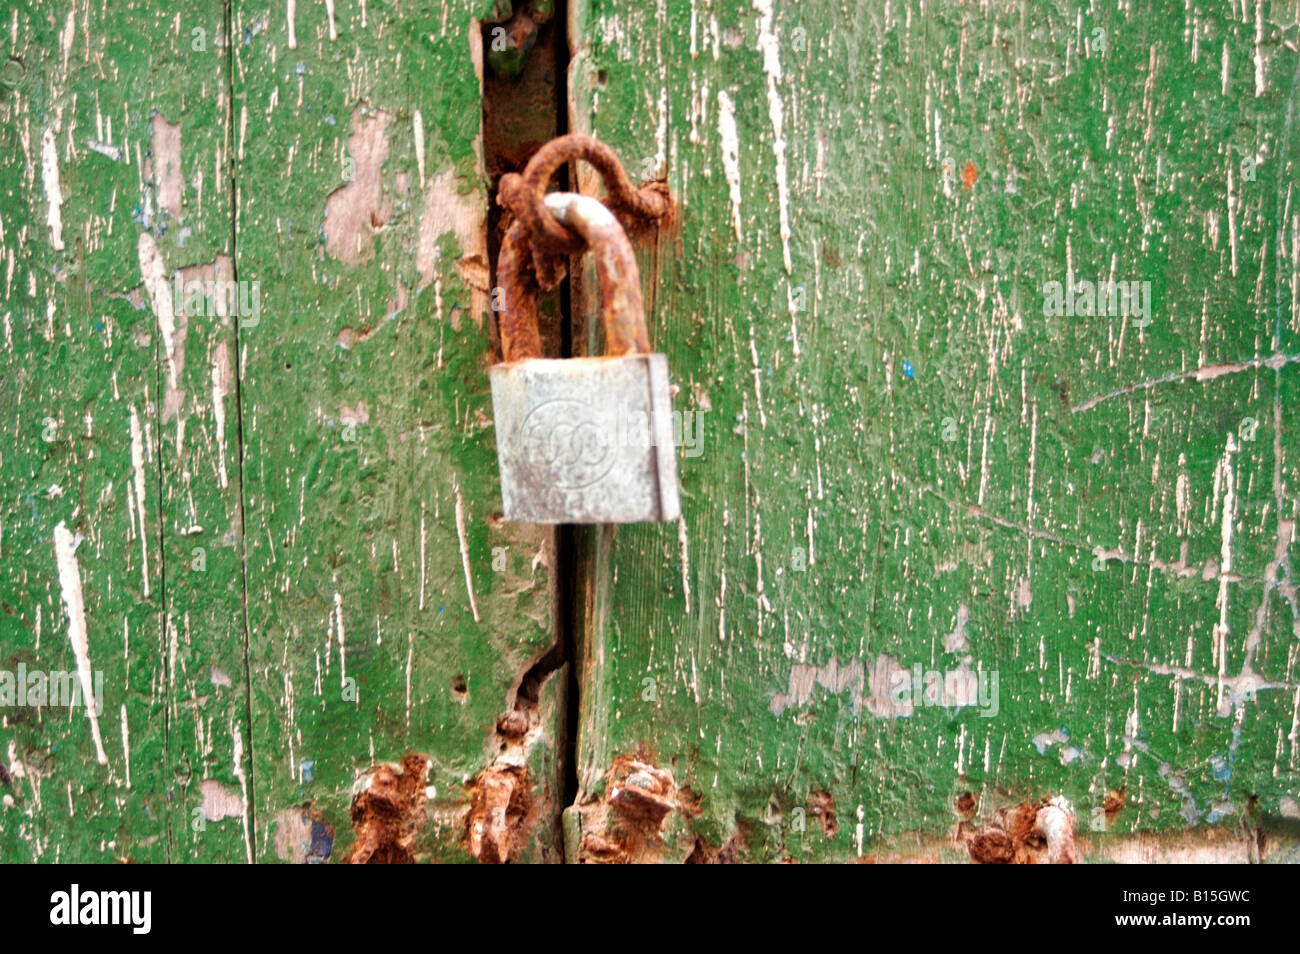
[231,0,557,862]
[570,0,1300,860]
[143,3,252,864]
[5,0,1299,866]
[1,0,562,863]
[0,0,237,862]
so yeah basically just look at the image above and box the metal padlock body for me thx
[491,192,681,524]
[490,354,679,523]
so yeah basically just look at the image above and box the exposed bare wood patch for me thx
[138,252,236,421]
[198,779,244,821]
[344,754,429,864]
[324,105,391,265]
[273,803,336,864]
[338,402,369,427]
[336,325,378,350]
[417,166,489,320]
[150,114,183,220]
[174,255,236,319]
[137,233,182,420]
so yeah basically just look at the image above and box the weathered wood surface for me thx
[1,0,236,863]
[1,0,563,863]
[3,0,1299,865]
[566,0,1300,861]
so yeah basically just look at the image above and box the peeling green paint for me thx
[4,0,1299,865]
[569,0,1300,862]
[0,0,558,863]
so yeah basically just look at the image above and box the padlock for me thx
[490,192,681,524]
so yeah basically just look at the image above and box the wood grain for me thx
[568,0,1300,862]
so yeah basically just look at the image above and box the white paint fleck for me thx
[454,479,480,623]
[211,345,232,489]
[120,704,131,788]
[58,10,74,70]
[677,516,692,615]
[716,90,743,243]
[53,522,108,765]
[85,140,122,162]
[334,591,348,692]
[1254,0,1265,97]
[1214,433,1238,716]
[754,0,792,273]
[129,406,150,597]
[232,721,253,863]
[41,127,64,250]
[137,233,183,414]
[1014,576,1033,609]
[413,109,426,189]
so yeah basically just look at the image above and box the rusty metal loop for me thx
[497,133,671,257]
[497,194,650,364]
[544,193,651,359]
[497,218,542,363]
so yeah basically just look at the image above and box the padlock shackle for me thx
[544,193,652,359]
[497,194,651,364]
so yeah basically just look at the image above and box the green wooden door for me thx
[565,0,1300,863]
[2,0,1298,863]
[1,0,560,864]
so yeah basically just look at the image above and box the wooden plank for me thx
[144,2,252,863]
[231,0,561,863]
[567,0,1300,861]
[3,0,569,865]
[0,0,229,862]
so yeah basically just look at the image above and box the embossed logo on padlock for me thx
[519,398,616,490]
[490,192,681,524]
